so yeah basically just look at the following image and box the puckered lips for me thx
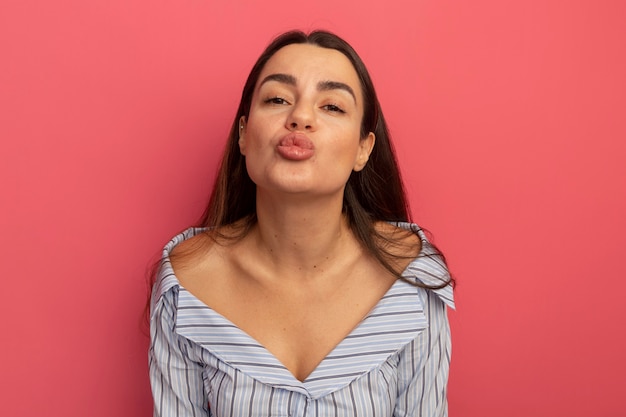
[276,132,315,161]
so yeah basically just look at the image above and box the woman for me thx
[149,30,455,417]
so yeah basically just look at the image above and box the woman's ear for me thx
[353,132,375,171]
[238,116,247,155]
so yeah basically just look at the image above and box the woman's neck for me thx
[250,191,357,278]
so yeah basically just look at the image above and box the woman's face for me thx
[239,43,375,200]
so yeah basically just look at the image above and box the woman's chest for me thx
[188,261,398,383]
[172,277,428,417]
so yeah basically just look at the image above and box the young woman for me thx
[149,30,455,417]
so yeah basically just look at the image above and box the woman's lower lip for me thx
[276,145,315,161]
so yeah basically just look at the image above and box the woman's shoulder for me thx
[168,225,247,289]
[172,220,250,256]
[168,229,212,269]
[374,221,422,260]
[151,226,237,300]
[375,221,454,306]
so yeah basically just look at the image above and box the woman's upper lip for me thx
[276,132,315,160]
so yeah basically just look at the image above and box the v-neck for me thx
[154,223,453,399]
[174,274,426,399]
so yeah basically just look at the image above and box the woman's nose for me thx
[288,121,312,130]
[286,102,316,131]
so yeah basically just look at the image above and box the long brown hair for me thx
[190,30,452,289]
[204,30,409,227]
[144,31,452,331]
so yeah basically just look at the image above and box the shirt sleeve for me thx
[394,288,452,417]
[149,288,210,417]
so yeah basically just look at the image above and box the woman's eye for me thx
[323,104,345,113]
[264,97,288,105]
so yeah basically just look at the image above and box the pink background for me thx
[2,1,625,416]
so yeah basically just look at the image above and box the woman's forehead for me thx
[259,44,360,89]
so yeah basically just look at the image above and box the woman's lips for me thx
[276,133,315,161]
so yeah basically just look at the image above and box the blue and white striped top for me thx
[149,222,455,417]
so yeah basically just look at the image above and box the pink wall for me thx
[2,1,625,415]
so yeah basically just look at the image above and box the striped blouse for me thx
[149,222,455,417]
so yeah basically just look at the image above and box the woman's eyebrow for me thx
[259,73,297,88]
[259,73,357,104]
